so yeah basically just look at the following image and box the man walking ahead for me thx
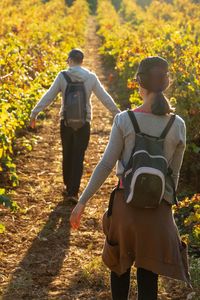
[30,48,120,202]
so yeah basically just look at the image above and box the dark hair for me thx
[136,56,174,115]
[68,48,84,64]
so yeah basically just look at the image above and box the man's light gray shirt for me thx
[30,66,120,120]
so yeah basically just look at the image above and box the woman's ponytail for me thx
[151,92,174,115]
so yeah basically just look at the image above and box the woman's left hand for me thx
[70,202,86,230]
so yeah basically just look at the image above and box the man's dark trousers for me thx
[60,120,90,197]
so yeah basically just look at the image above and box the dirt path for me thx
[1,16,189,300]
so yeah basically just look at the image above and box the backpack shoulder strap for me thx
[159,114,176,139]
[127,110,140,134]
[61,71,72,83]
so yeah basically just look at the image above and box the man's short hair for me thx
[68,49,84,64]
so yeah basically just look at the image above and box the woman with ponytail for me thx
[70,57,190,299]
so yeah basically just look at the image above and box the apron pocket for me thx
[102,237,119,269]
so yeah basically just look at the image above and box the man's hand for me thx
[70,202,85,230]
[30,118,36,129]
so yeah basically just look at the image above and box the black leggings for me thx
[111,267,158,300]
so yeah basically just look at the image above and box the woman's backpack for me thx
[62,71,87,130]
[122,110,176,208]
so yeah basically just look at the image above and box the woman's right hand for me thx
[70,202,86,230]
[30,118,36,129]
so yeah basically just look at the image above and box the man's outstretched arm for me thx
[30,73,61,126]
[93,75,120,116]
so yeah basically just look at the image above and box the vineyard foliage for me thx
[0,0,89,199]
[97,0,200,178]
[174,194,200,252]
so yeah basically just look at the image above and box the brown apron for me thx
[102,188,191,286]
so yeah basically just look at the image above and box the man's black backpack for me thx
[62,71,87,130]
[122,110,177,208]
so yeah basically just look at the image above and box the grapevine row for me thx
[0,0,89,198]
[97,0,200,188]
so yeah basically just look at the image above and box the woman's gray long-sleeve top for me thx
[79,111,186,205]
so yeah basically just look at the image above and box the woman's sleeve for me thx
[169,121,186,189]
[79,114,124,205]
